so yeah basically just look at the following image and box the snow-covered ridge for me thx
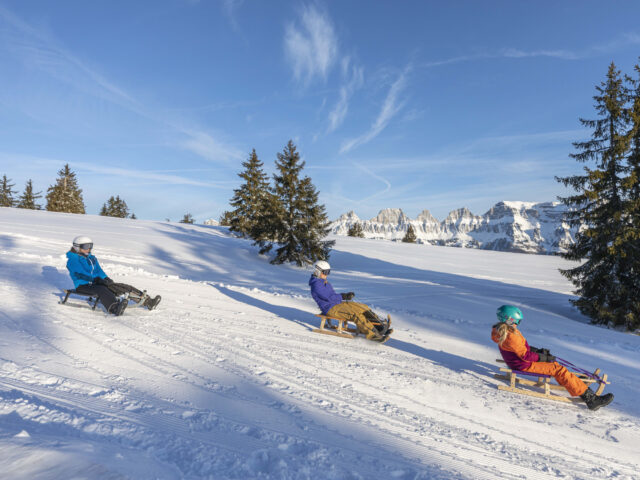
[331,201,576,254]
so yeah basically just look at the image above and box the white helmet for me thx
[72,235,93,252]
[313,260,331,277]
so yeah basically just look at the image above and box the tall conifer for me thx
[17,179,42,210]
[556,62,636,328]
[0,175,17,207]
[269,140,334,265]
[46,164,85,214]
[229,149,272,239]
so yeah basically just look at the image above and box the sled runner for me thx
[59,289,101,310]
[313,314,393,342]
[494,359,608,404]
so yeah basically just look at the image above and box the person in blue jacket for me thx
[66,235,160,315]
[309,261,391,341]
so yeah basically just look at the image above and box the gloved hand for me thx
[538,352,556,363]
[530,346,550,356]
[341,292,355,301]
[94,277,114,285]
[103,277,114,285]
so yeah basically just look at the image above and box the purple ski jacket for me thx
[309,276,343,315]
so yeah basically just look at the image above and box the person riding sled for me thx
[66,235,161,316]
[491,305,614,411]
[309,261,391,341]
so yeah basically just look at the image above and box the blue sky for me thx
[1,1,640,222]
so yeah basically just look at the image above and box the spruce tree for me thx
[130,212,137,220]
[46,164,86,214]
[402,224,417,243]
[556,62,636,329]
[347,223,365,238]
[100,195,130,218]
[269,140,334,265]
[228,149,272,239]
[0,175,17,207]
[16,179,42,210]
[219,211,233,226]
[179,213,195,224]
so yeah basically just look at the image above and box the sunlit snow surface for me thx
[1,207,639,479]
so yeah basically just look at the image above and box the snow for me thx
[1,206,639,479]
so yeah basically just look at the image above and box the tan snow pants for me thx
[326,302,381,339]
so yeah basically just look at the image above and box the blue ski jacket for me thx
[309,276,343,315]
[66,250,108,288]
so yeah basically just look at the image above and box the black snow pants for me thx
[76,284,118,312]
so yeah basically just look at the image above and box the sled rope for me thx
[555,357,608,385]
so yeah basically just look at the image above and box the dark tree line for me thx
[224,140,334,266]
[2,164,137,218]
[558,60,640,331]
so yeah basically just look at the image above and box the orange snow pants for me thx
[524,362,588,397]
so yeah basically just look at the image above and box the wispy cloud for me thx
[326,57,364,133]
[0,5,242,164]
[340,67,410,154]
[284,4,338,86]
[421,32,640,69]
[179,130,243,163]
[221,0,245,36]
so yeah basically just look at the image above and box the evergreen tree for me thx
[0,175,17,207]
[228,149,272,239]
[99,195,130,218]
[347,223,365,238]
[130,212,137,220]
[402,224,417,243]
[16,179,42,210]
[46,164,85,214]
[219,210,233,226]
[269,140,334,265]
[556,62,637,329]
[179,213,195,224]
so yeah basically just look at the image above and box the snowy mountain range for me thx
[330,201,577,254]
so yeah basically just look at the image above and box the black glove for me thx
[94,277,113,285]
[341,292,355,301]
[530,346,550,355]
[538,352,556,363]
[103,277,114,285]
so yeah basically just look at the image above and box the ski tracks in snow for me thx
[1,233,639,479]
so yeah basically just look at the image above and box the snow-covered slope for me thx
[1,207,639,479]
[331,201,576,254]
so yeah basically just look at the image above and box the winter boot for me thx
[110,298,129,316]
[143,295,162,311]
[580,388,614,411]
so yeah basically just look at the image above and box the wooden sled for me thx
[312,314,393,343]
[59,289,100,310]
[313,314,359,339]
[494,359,608,404]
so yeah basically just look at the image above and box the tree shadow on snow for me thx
[210,284,319,331]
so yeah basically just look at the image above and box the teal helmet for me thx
[496,305,523,326]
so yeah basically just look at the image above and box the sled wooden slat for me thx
[313,314,358,339]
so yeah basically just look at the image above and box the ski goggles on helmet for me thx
[76,243,93,250]
[506,316,520,326]
[322,269,330,275]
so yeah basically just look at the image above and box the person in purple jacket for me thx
[309,261,391,341]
